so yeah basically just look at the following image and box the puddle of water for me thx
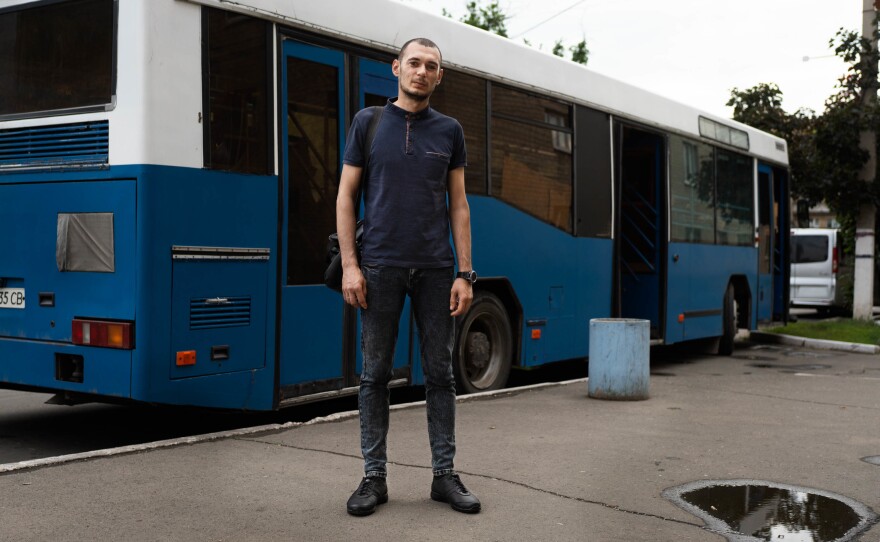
[747,363,832,371]
[861,456,880,467]
[663,480,878,542]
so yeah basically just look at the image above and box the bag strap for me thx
[356,106,384,212]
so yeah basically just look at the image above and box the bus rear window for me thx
[792,235,828,264]
[0,0,115,117]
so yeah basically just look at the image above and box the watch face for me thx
[458,271,477,284]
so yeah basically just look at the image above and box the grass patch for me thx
[767,318,880,345]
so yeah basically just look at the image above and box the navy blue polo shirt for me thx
[343,99,467,268]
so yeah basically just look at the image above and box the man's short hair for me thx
[398,38,442,64]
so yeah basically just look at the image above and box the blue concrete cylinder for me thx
[588,318,650,400]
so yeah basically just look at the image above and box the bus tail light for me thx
[72,319,134,349]
[832,246,839,275]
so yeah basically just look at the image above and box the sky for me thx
[396,0,864,118]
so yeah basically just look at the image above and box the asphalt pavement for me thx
[1,340,879,541]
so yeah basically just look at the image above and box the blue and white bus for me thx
[0,0,790,410]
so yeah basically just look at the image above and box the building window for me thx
[545,112,572,154]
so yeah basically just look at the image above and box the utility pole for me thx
[853,0,878,320]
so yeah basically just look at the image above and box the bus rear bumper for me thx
[0,338,132,399]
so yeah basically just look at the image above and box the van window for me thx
[792,235,828,264]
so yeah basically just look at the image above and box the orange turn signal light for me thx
[531,329,542,340]
[678,313,685,323]
[176,350,196,366]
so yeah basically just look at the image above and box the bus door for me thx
[278,41,349,403]
[343,59,414,388]
[615,124,666,339]
[759,162,789,321]
[756,164,774,322]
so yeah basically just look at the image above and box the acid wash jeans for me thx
[359,265,457,479]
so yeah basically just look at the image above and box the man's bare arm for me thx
[447,167,472,317]
[336,164,368,309]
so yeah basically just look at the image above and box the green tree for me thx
[569,39,589,65]
[447,2,588,65]
[728,24,880,290]
[814,27,880,224]
[459,1,508,37]
[727,24,880,220]
[726,84,821,206]
[727,83,788,133]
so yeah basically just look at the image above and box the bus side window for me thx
[490,85,573,232]
[428,70,488,195]
[203,7,271,175]
[574,106,612,238]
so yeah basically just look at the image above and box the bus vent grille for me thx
[190,297,251,330]
[0,121,109,171]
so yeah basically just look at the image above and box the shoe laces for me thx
[448,474,470,495]
[357,478,379,496]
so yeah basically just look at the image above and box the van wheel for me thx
[453,292,513,394]
[718,284,737,356]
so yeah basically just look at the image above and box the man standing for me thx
[336,37,480,516]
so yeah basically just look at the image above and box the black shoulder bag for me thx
[324,106,384,292]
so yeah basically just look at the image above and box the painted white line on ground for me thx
[0,378,587,475]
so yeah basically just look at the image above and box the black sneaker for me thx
[430,473,481,513]
[346,477,388,516]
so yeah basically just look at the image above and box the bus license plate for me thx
[0,288,25,309]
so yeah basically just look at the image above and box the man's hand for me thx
[450,278,473,317]
[342,266,368,309]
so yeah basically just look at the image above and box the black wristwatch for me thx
[456,270,477,284]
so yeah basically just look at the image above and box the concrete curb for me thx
[749,330,880,355]
[0,378,586,475]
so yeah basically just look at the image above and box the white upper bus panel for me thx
[183,0,788,166]
[0,0,788,169]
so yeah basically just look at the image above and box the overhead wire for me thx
[509,0,587,38]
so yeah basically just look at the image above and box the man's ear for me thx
[391,59,401,77]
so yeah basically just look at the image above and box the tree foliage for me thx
[727,84,821,207]
[569,39,589,65]
[460,1,509,37]
[728,24,880,227]
[446,1,588,65]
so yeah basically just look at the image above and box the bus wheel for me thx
[718,284,737,356]
[454,292,513,394]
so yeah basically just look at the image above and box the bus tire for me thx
[453,292,513,394]
[718,284,736,356]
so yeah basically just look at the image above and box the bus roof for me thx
[185,0,789,166]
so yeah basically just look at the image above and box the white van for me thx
[790,228,850,311]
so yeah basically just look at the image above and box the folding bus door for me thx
[278,41,348,402]
[615,124,666,340]
[756,164,774,322]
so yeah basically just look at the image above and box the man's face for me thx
[392,43,443,102]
